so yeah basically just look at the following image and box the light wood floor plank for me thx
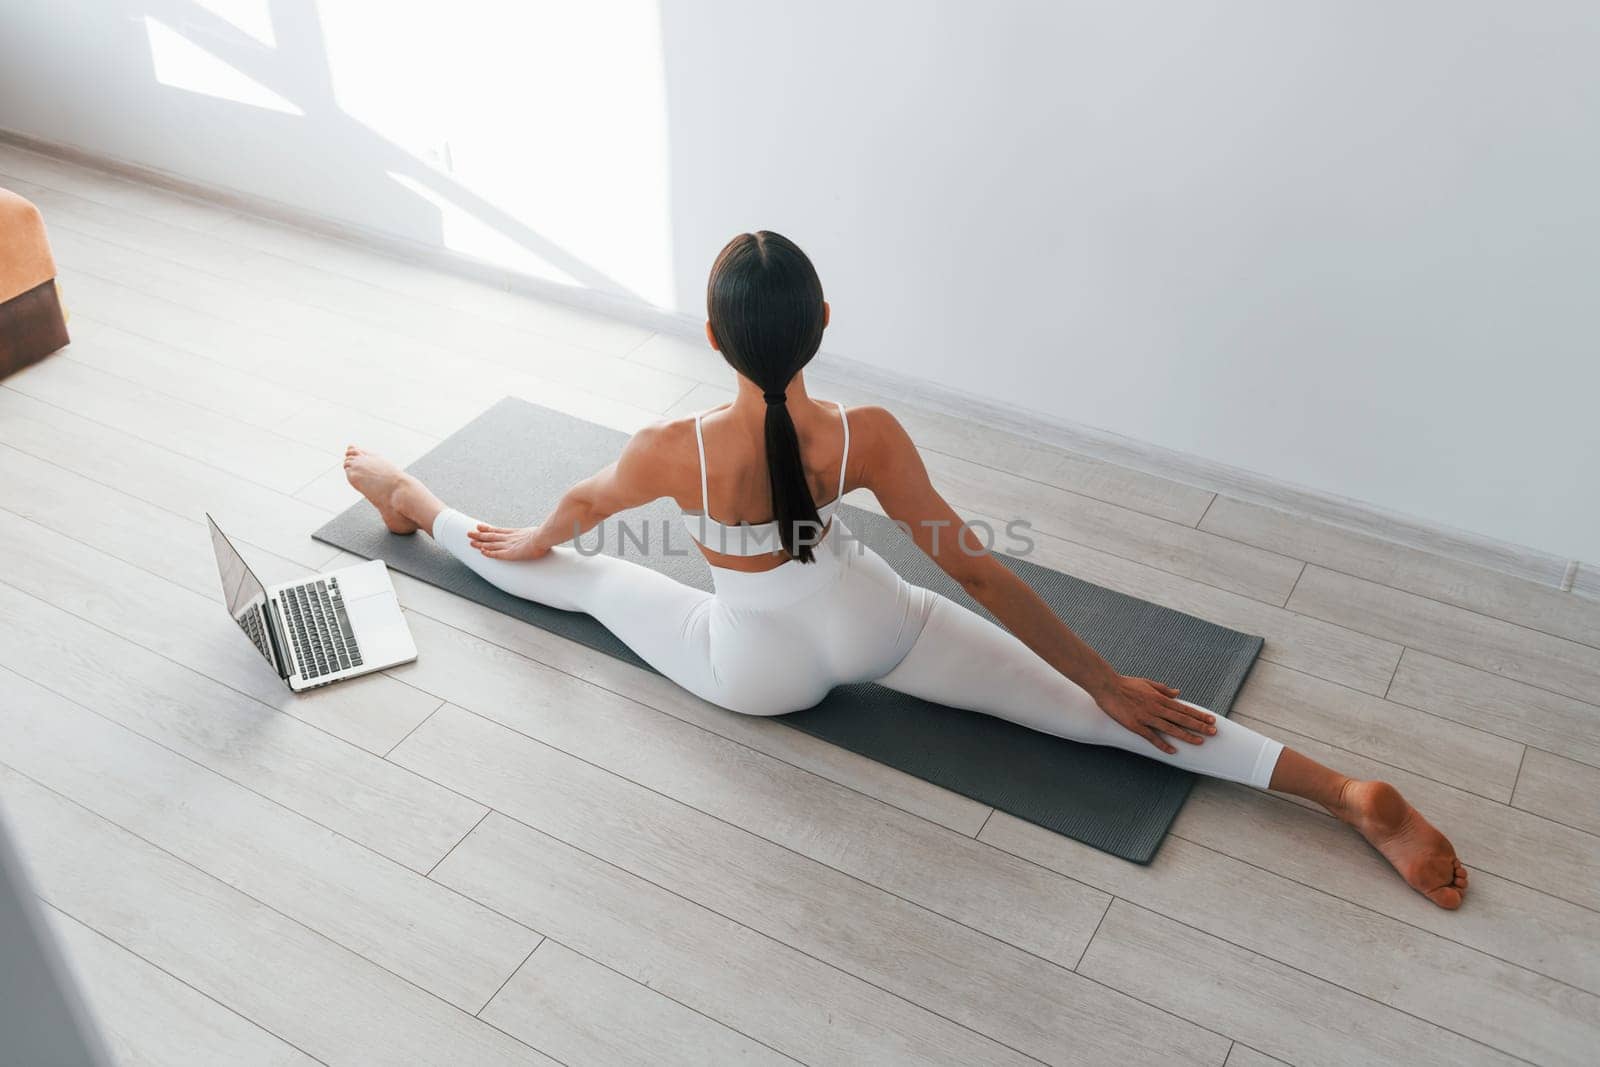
[1,769,552,1067]
[47,907,317,1067]
[396,703,1227,1066]
[982,812,1600,1064]
[0,149,651,355]
[481,939,793,1066]
[1513,748,1600,837]
[6,355,328,495]
[56,270,486,438]
[0,386,340,569]
[1171,777,1600,996]
[294,462,366,516]
[35,205,693,414]
[1,439,224,596]
[1003,518,1397,695]
[1574,562,1600,601]
[210,209,654,354]
[66,319,439,461]
[1232,661,1525,801]
[1078,900,1519,1067]
[664,379,737,418]
[919,449,1303,604]
[833,378,1218,528]
[384,568,990,835]
[1289,565,1600,706]
[626,330,747,382]
[1388,649,1600,771]
[1202,495,1600,648]
[59,267,665,438]
[1223,1045,1288,1067]
[390,610,1102,964]
[434,811,1037,1066]
[0,496,439,756]
[3,667,536,1011]
[0,580,479,872]
[0,144,242,232]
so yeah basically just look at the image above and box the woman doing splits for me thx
[345,231,1467,908]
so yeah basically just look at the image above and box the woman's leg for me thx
[877,593,1282,784]
[344,448,725,706]
[877,593,1468,907]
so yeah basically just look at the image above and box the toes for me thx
[1421,858,1459,896]
[1420,859,1468,909]
[1425,885,1463,909]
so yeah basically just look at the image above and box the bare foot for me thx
[1336,780,1468,909]
[343,446,419,534]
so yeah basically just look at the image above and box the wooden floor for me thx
[2,141,1597,1067]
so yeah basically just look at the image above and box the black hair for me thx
[706,231,828,562]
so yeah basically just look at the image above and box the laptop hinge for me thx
[262,596,293,680]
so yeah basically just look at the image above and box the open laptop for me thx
[207,514,416,691]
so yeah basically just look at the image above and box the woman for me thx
[345,231,1467,908]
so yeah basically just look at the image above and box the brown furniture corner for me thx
[1,186,71,380]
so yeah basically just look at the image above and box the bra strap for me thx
[693,413,710,515]
[834,402,850,504]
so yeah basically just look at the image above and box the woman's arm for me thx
[468,422,679,561]
[855,407,1216,753]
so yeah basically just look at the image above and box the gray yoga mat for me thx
[315,397,1262,863]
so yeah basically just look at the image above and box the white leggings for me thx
[433,510,1284,789]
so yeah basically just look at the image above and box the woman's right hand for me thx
[1095,675,1217,754]
[467,523,552,560]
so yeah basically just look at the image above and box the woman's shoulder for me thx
[832,404,916,491]
[616,415,703,498]
[837,402,896,426]
[627,413,705,457]
[837,403,910,451]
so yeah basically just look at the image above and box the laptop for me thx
[207,514,416,691]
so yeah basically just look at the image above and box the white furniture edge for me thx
[4,126,1588,595]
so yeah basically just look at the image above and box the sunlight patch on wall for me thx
[143,16,300,114]
[385,171,583,286]
[191,0,277,47]
[317,0,674,306]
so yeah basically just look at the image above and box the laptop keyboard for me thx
[237,606,273,663]
[279,576,364,680]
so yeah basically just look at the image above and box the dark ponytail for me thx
[706,231,828,562]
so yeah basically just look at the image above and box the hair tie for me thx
[762,391,787,406]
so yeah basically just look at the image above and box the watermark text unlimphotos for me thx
[568,516,1037,558]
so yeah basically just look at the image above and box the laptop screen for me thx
[205,514,279,673]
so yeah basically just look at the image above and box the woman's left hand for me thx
[1095,675,1217,754]
[467,523,551,560]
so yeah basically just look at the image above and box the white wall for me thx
[3,0,1595,560]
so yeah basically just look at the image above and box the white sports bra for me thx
[683,401,850,557]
